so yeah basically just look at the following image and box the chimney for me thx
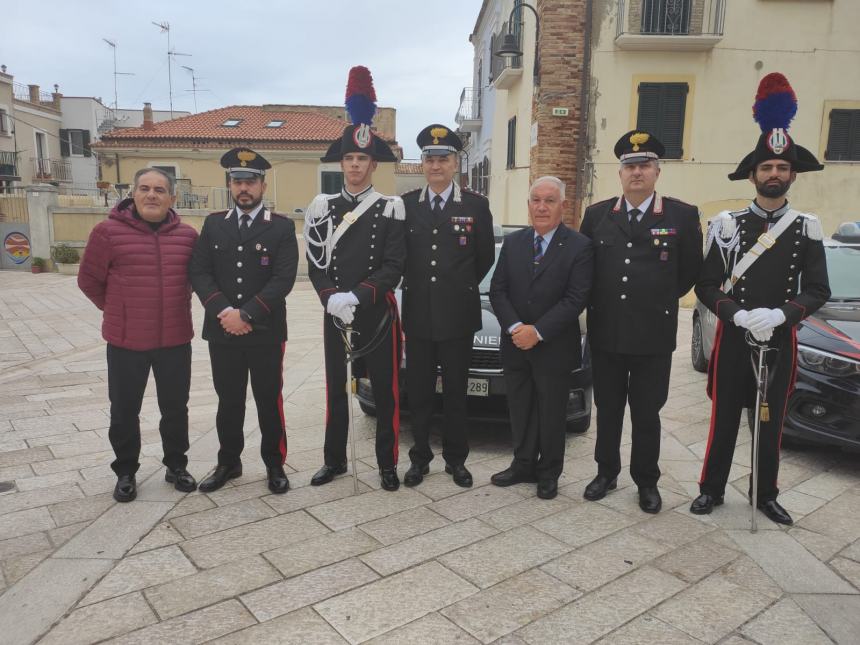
[28,84,40,103]
[52,85,62,110]
[143,102,154,130]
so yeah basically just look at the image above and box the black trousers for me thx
[106,343,191,476]
[323,297,401,469]
[591,349,672,487]
[406,335,472,467]
[700,322,796,502]
[208,342,287,468]
[501,338,574,480]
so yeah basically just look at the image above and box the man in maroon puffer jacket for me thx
[78,167,198,503]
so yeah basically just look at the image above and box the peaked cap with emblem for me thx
[417,124,463,156]
[728,73,823,181]
[320,66,398,163]
[220,147,271,179]
[613,130,665,164]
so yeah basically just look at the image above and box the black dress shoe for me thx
[380,467,400,491]
[490,467,537,487]
[165,467,197,492]
[445,464,473,488]
[758,499,793,525]
[638,486,662,514]
[113,474,137,503]
[583,474,617,501]
[267,466,290,494]
[690,493,723,515]
[403,463,429,487]
[198,463,242,493]
[537,479,558,500]
[310,463,347,486]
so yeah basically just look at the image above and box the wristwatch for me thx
[239,309,252,323]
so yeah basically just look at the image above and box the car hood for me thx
[474,297,502,349]
[798,302,860,361]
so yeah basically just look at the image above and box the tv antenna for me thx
[102,39,135,110]
[181,65,209,113]
[151,21,191,118]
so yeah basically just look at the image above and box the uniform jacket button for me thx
[237,262,243,268]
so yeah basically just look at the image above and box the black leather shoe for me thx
[165,467,197,492]
[537,479,558,500]
[690,493,723,515]
[113,474,136,503]
[403,463,429,487]
[198,463,242,493]
[583,474,617,501]
[758,499,793,525]
[445,464,473,488]
[638,486,662,514]
[380,467,400,491]
[490,467,537,487]
[310,463,347,486]
[267,466,290,494]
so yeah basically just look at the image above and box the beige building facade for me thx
[460,0,860,235]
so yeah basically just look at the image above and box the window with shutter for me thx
[506,116,517,169]
[59,128,70,157]
[636,82,688,159]
[82,130,92,158]
[825,109,860,161]
[69,130,85,157]
[321,171,344,194]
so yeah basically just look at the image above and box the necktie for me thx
[534,235,544,267]
[628,208,641,224]
[239,213,250,239]
[433,194,443,214]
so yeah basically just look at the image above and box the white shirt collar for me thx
[624,193,654,217]
[237,202,264,227]
[428,183,454,207]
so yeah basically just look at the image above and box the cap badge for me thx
[767,128,789,155]
[430,126,448,145]
[237,150,256,167]
[353,124,372,149]
[629,132,649,152]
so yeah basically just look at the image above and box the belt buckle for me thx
[757,232,776,249]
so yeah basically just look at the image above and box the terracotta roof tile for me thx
[95,105,395,146]
[395,162,424,175]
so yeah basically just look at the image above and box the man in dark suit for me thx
[489,176,593,499]
[400,124,495,488]
[190,147,299,494]
[579,131,702,513]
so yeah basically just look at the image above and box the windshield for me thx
[825,245,860,300]
[480,243,503,294]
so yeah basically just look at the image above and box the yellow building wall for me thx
[588,0,860,237]
[101,151,397,217]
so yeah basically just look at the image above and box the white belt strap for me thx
[723,208,797,292]
[331,191,382,250]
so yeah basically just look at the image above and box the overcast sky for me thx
[4,0,482,158]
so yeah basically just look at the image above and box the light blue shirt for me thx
[507,225,561,340]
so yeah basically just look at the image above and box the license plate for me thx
[435,377,489,397]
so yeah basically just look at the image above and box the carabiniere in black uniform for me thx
[580,131,703,507]
[401,138,494,481]
[189,151,298,487]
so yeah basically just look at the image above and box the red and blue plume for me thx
[345,66,377,126]
[753,72,797,132]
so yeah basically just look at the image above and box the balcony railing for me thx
[455,87,483,132]
[0,151,19,180]
[616,0,725,50]
[31,157,72,183]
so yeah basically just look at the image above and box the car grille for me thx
[471,348,501,372]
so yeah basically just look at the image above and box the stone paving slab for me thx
[739,597,833,645]
[209,606,349,645]
[793,593,860,645]
[37,593,158,645]
[264,526,381,578]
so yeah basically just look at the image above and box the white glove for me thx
[326,292,359,325]
[750,327,773,342]
[733,310,751,329]
[746,308,786,334]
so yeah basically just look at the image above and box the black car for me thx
[356,228,593,433]
[691,238,860,450]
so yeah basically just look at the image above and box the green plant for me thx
[51,244,80,264]
[31,256,46,268]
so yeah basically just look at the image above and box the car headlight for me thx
[797,345,860,378]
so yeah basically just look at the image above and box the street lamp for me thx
[494,2,540,77]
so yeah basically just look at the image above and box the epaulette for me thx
[400,187,421,197]
[382,195,406,221]
[710,210,737,238]
[305,194,334,223]
[795,211,823,240]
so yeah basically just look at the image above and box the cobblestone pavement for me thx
[0,270,859,644]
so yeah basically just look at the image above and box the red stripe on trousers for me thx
[699,319,724,484]
[277,341,287,463]
[387,291,401,464]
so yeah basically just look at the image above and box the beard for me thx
[755,177,791,199]
[234,192,263,211]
